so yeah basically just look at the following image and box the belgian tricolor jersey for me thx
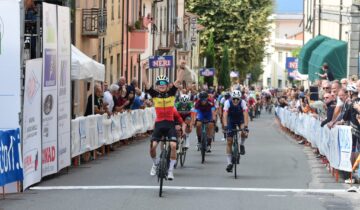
[147,85,177,122]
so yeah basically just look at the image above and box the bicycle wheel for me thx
[233,140,239,179]
[201,136,206,164]
[180,148,186,167]
[158,150,167,197]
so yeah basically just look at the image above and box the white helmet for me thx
[346,84,358,92]
[231,90,242,99]
[179,94,190,103]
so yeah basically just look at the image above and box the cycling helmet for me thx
[347,84,358,92]
[155,75,169,84]
[199,91,208,100]
[179,95,190,103]
[231,90,242,99]
[224,92,231,99]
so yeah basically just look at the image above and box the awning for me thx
[71,45,105,82]
[308,39,347,81]
[298,35,329,74]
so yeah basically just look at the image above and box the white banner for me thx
[23,59,43,189]
[0,0,21,193]
[338,126,353,172]
[0,0,21,130]
[57,6,71,170]
[42,3,58,177]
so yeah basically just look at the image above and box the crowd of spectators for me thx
[275,71,360,184]
[84,76,154,117]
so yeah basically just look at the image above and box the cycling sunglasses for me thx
[232,98,240,101]
[156,80,169,86]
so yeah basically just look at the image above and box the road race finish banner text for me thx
[57,6,71,171]
[149,56,173,69]
[23,59,42,190]
[200,68,215,77]
[0,129,23,186]
[42,3,58,177]
[0,0,22,193]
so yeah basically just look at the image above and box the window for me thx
[143,4,146,17]
[104,58,107,81]
[110,56,113,83]
[164,8,167,31]
[278,80,282,88]
[118,0,121,19]
[117,53,120,78]
[267,78,271,87]
[134,65,137,78]
[278,52,283,63]
[111,0,114,20]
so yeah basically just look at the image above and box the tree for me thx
[249,63,264,84]
[204,32,215,86]
[291,47,302,58]
[186,0,273,83]
[219,45,231,89]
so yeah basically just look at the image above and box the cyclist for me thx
[219,92,231,140]
[223,90,249,173]
[142,61,185,180]
[175,95,195,148]
[193,91,217,152]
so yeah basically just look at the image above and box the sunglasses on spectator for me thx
[324,97,330,99]
[323,87,330,89]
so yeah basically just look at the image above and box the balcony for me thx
[129,29,148,53]
[82,8,107,37]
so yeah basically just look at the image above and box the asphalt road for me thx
[1,111,359,210]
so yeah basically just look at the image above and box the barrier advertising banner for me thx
[23,59,43,189]
[57,6,71,170]
[0,129,23,186]
[42,3,58,177]
[0,0,21,193]
[0,0,21,130]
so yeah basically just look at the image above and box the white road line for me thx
[30,185,348,194]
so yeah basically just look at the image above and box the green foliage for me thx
[249,63,264,84]
[204,32,215,86]
[291,47,302,58]
[186,0,273,83]
[219,45,231,89]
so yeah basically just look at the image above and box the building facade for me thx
[303,0,360,77]
[262,14,303,88]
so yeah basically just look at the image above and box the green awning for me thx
[298,35,329,74]
[308,39,347,81]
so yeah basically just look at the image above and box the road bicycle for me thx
[226,128,242,179]
[157,138,171,197]
[175,132,187,168]
[199,120,211,164]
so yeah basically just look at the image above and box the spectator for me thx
[330,88,350,127]
[317,63,335,81]
[103,81,109,92]
[114,85,129,112]
[103,84,119,115]
[131,88,144,110]
[84,84,106,116]
[321,93,336,127]
[340,78,348,89]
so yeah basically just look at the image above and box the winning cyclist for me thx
[193,91,217,152]
[175,95,195,148]
[142,61,185,180]
[223,90,249,173]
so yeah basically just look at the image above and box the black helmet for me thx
[199,91,208,100]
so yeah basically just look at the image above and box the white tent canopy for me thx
[71,45,105,82]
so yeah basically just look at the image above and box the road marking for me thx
[30,185,348,194]
[266,194,287,197]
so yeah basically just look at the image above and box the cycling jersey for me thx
[175,102,194,119]
[194,99,216,121]
[147,85,177,122]
[223,99,248,124]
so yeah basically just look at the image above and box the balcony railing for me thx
[82,8,107,37]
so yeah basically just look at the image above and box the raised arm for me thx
[142,62,151,90]
[174,60,186,88]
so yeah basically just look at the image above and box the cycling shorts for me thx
[152,121,177,142]
[226,122,243,138]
